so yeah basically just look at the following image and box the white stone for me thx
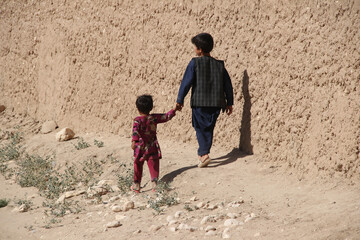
[222,228,231,239]
[106,220,121,228]
[55,128,75,141]
[167,215,175,222]
[18,204,28,212]
[168,220,178,226]
[169,227,177,232]
[133,229,141,234]
[149,225,161,232]
[227,200,244,208]
[112,206,122,212]
[115,215,127,221]
[224,219,239,227]
[201,216,216,225]
[109,196,120,202]
[110,185,120,192]
[226,213,239,219]
[122,201,134,211]
[97,180,114,187]
[190,196,198,201]
[205,226,216,232]
[254,232,261,237]
[41,120,57,134]
[196,202,205,209]
[206,230,217,236]
[174,211,183,218]
[207,204,217,210]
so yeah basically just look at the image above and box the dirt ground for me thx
[0,113,359,240]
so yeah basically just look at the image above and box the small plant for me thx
[184,204,193,212]
[43,200,82,218]
[147,181,178,214]
[94,139,104,148]
[73,138,90,150]
[82,157,103,186]
[117,164,133,194]
[15,198,33,211]
[0,198,9,208]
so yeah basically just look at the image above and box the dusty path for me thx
[0,130,359,240]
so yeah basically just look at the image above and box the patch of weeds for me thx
[94,139,104,148]
[82,157,103,186]
[17,154,54,191]
[184,204,193,212]
[0,198,10,208]
[15,198,33,211]
[147,181,178,214]
[24,225,35,231]
[0,131,23,177]
[73,138,90,150]
[43,200,82,218]
[107,154,120,164]
[117,164,133,194]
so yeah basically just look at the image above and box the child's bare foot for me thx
[131,183,140,193]
[151,181,157,192]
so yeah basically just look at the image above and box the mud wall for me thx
[0,0,359,179]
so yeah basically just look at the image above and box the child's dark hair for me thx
[191,33,214,53]
[136,95,153,114]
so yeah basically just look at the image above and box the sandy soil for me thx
[0,0,359,180]
[0,113,359,240]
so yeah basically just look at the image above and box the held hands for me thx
[131,141,136,150]
[175,103,183,112]
[226,105,233,116]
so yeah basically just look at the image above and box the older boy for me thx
[176,33,234,167]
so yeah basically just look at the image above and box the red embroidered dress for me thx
[132,109,176,162]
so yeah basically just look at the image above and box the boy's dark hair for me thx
[136,95,153,114]
[191,33,214,53]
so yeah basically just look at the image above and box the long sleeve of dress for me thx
[152,109,176,124]
[132,119,141,142]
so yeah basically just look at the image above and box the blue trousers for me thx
[192,107,221,156]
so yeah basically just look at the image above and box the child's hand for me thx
[175,103,183,112]
[131,141,136,150]
[226,105,233,116]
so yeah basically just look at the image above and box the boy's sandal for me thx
[131,185,140,193]
[198,156,211,168]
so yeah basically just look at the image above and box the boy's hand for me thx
[175,103,183,111]
[226,105,233,116]
[131,141,136,150]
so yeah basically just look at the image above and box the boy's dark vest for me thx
[191,56,226,108]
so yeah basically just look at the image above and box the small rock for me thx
[226,213,239,219]
[169,226,177,232]
[106,220,121,228]
[122,201,134,211]
[109,196,120,202]
[149,225,161,232]
[115,215,127,221]
[133,229,141,234]
[17,204,29,213]
[207,204,217,210]
[168,220,178,226]
[167,215,175,222]
[201,216,216,225]
[224,219,239,227]
[0,105,5,113]
[56,128,75,141]
[174,211,183,218]
[244,213,256,222]
[87,186,108,198]
[196,202,205,209]
[206,230,217,236]
[222,228,231,239]
[254,232,261,237]
[190,196,198,201]
[205,226,216,232]
[227,200,244,208]
[112,206,122,212]
[110,185,120,192]
[41,120,57,134]
[97,180,114,187]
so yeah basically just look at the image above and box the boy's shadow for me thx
[161,70,252,183]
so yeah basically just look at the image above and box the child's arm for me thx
[131,120,140,149]
[153,109,176,124]
[224,68,234,115]
[176,59,195,108]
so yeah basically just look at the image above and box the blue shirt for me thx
[176,59,234,106]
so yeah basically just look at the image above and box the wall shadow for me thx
[239,70,253,155]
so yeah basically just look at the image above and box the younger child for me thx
[131,95,179,193]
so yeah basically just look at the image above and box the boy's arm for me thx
[224,68,234,115]
[176,59,196,107]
